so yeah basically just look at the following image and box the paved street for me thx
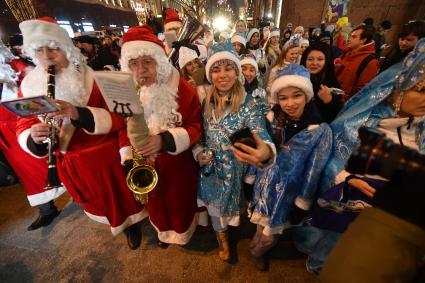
[0,184,318,283]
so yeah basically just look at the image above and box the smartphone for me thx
[229,127,256,149]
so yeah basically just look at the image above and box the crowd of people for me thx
[0,8,425,281]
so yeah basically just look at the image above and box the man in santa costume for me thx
[1,39,65,230]
[164,9,183,35]
[120,25,202,246]
[16,17,149,249]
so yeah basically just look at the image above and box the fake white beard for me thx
[21,64,89,107]
[139,82,181,135]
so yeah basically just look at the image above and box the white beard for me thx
[20,64,89,107]
[139,82,182,135]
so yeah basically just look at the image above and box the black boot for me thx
[124,223,142,250]
[27,201,60,231]
[157,240,169,249]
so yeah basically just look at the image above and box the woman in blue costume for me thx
[244,64,333,271]
[294,38,425,274]
[194,40,276,262]
[240,53,269,115]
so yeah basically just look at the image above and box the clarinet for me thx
[44,66,61,189]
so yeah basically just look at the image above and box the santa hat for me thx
[195,44,208,62]
[19,17,83,65]
[164,9,182,32]
[240,54,258,73]
[120,25,167,73]
[205,39,242,83]
[230,32,246,47]
[247,28,260,42]
[270,28,280,38]
[271,64,313,102]
[178,46,199,69]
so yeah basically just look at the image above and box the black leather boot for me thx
[27,201,60,231]
[124,223,142,250]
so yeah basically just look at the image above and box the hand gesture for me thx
[231,132,273,167]
[50,99,79,120]
[347,178,376,198]
[317,85,333,104]
[136,134,162,157]
[197,151,213,165]
[30,123,51,144]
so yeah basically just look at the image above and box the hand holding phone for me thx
[229,127,257,150]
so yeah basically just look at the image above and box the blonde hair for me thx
[204,79,245,120]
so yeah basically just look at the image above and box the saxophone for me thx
[44,66,61,189]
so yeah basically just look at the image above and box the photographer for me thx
[293,38,425,274]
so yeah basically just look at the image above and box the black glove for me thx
[123,159,134,175]
[243,182,254,202]
[288,205,309,225]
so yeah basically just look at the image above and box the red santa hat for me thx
[164,9,182,32]
[120,25,167,73]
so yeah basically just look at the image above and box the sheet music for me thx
[93,71,142,117]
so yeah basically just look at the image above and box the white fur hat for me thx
[219,31,230,40]
[270,28,280,38]
[271,64,313,102]
[205,40,242,83]
[231,33,246,47]
[178,46,198,69]
[247,28,260,42]
[19,17,74,50]
[240,55,258,73]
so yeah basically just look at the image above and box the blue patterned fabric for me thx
[247,121,332,228]
[197,94,273,218]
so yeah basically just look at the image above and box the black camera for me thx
[346,127,425,229]
[346,127,425,179]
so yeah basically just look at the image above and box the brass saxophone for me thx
[44,66,61,189]
[126,147,158,204]
[126,113,157,204]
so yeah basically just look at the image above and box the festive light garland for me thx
[4,0,38,22]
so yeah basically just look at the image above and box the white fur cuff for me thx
[18,128,48,158]
[85,107,112,135]
[167,127,190,155]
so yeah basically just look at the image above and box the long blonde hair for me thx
[204,79,245,120]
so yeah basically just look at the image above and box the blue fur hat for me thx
[205,39,242,83]
[270,64,313,101]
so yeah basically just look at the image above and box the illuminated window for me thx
[82,22,95,31]
[57,20,74,37]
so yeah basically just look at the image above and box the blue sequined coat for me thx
[197,94,274,220]
[246,115,332,233]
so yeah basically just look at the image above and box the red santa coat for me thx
[0,60,65,206]
[137,68,202,244]
[16,66,146,235]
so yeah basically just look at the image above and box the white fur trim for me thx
[240,57,258,73]
[197,198,240,228]
[231,34,246,47]
[151,212,199,245]
[19,19,74,53]
[249,211,288,236]
[164,21,182,32]
[247,28,260,41]
[205,51,242,83]
[120,40,166,73]
[219,32,229,39]
[270,30,280,37]
[18,128,47,158]
[85,207,149,236]
[178,46,198,69]
[307,124,320,131]
[256,141,276,170]
[167,127,190,155]
[294,196,312,210]
[119,146,132,165]
[27,185,67,206]
[271,74,313,102]
[85,107,112,135]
